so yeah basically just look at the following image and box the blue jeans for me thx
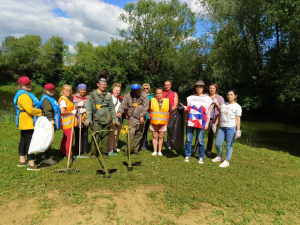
[215,127,236,160]
[185,127,205,158]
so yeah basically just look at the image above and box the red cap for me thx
[44,83,56,90]
[18,76,31,85]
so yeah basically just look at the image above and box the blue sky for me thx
[0,0,207,51]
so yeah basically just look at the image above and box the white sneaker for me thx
[44,158,57,165]
[212,156,223,162]
[116,148,121,152]
[184,157,190,162]
[219,160,230,168]
[152,152,157,156]
[198,158,204,164]
[158,152,163,156]
[108,149,114,154]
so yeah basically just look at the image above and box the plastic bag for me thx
[28,116,54,154]
[168,103,185,149]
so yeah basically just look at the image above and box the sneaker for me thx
[82,152,89,156]
[27,165,40,171]
[115,148,121,152]
[152,152,157,156]
[108,149,114,154]
[212,156,223,162]
[198,158,204,164]
[41,155,55,160]
[133,152,140,155]
[158,152,163,156]
[219,160,229,168]
[44,158,57,165]
[168,146,172,150]
[18,161,28,167]
[206,151,212,156]
[184,157,190,162]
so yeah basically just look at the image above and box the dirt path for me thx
[0,185,226,225]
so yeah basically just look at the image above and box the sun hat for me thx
[195,80,206,86]
[77,84,87,90]
[44,83,55,90]
[18,76,31,85]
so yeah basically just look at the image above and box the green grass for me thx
[0,120,300,224]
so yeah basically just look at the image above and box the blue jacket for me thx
[40,94,61,130]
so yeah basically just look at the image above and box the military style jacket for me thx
[86,90,117,125]
[117,91,149,120]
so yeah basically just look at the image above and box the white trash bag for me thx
[28,116,54,154]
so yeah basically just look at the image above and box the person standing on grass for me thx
[108,83,123,154]
[163,80,178,149]
[206,83,225,156]
[116,84,149,155]
[183,80,212,164]
[58,84,78,162]
[14,76,42,171]
[40,83,61,165]
[141,83,154,150]
[212,89,242,168]
[149,88,172,156]
[84,70,120,159]
[71,84,89,156]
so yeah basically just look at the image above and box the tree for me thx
[118,0,197,86]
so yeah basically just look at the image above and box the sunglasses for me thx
[209,82,217,85]
[144,88,149,90]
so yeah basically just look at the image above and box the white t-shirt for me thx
[112,95,121,113]
[59,99,67,108]
[220,102,242,127]
[186,95,212,128]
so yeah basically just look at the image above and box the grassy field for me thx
[0,112,299,225]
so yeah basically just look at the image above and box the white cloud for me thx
[0,0,126,45]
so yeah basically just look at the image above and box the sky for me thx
[0,0,206,51]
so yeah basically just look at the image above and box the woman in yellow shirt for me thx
[13,76,42,171]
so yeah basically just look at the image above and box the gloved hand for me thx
[213,98,219,105]
[79,108,86,114]
[235,130,242,139]
[84,119,91,127]
[71,109,77,115]
[113,119,120,127]
[77,101,84,107]
[183,106,187,111]
[212,124,216,133]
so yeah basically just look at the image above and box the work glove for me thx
[77,101,84,107]
[235,130,242,139]
[212,124,216,133]
[79,108,86,114]
[112,119,121,127]
[213,98,219,105]
[84,119,91,127]
[71,109,77,115]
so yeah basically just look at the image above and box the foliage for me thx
[198,0,300,117]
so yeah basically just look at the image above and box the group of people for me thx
[14,70,242,171]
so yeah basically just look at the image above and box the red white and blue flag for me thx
[186,95,212,129]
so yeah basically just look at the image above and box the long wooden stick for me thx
[67,114,75,168]
[79,113,82,156]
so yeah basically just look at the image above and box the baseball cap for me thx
[18,76,31,85]
[44,83,56,90]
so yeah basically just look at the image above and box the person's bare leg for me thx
[152,131,158,153]
[158,131,165,152]
[20,156,26,163]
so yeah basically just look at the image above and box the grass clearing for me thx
[0,121,299,224]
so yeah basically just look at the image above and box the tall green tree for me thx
[118,0,197,87]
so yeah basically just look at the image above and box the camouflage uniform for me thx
[86,90,117,155]
[118,92,149,153]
